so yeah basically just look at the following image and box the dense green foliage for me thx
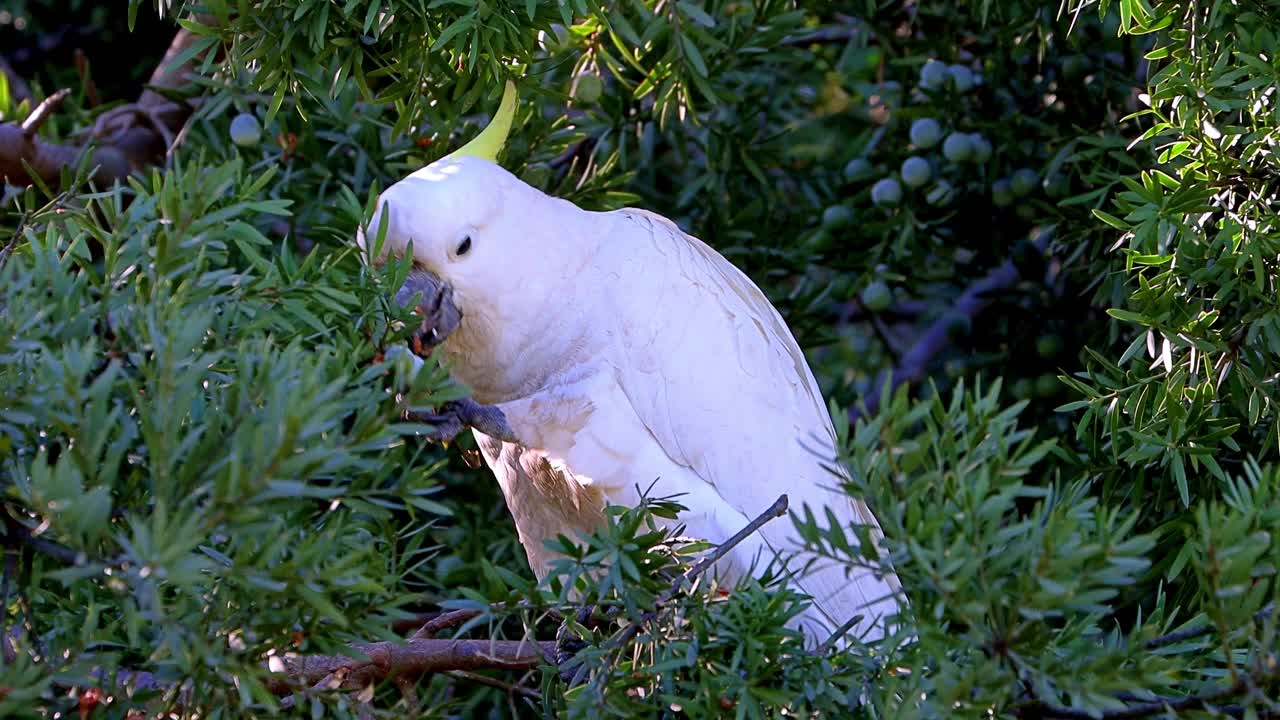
[1,0,1277,718]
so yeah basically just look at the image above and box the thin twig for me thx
[1143,605,1274,650]
[783,25,862,47]
[20,89,71,136]
[3,513,81,565]
[447,670,542,700]
[74,50,100,108]
[1018,681,1248,719]
[411,609,483,639]
[816,612,865,655]
[608,494,790,650]
[0,551,14,664]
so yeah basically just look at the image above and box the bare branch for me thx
[262,638,555,695]
[1143,605,1274,651]
[0,20,209,188]
[851,227,1056,423]
[20,88,70,135]
[411,609,483,640]
[447,670,542,700]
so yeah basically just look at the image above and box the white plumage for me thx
[364,155,903,645]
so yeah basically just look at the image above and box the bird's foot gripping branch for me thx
[407,397,517,445]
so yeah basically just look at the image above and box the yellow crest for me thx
[442,80,519,164]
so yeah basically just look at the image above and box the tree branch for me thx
[0,21,206,188]
[447,670,542,700]
[851,227,1056,422]
[1018,681,1249,719]
[1143,605,1273,650]
[411,609,483,639]
[262,638,555,695]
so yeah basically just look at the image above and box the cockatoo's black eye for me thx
[456,236,472,256]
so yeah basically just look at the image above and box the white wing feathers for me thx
[604,208,901,640]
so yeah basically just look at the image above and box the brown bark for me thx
[262,638,555,695]
[0,21,208,187]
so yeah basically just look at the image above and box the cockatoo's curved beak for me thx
[395,267,462,357]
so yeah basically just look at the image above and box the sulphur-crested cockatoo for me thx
[360,81,903,645]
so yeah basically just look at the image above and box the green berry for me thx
[1011,378,1034,400]
[871,178,903,207]
[900,156,932,188]
[843,157,874,182]
[822,205,854,229]
[1043,172,1070,198]
[910,118,943,148]
[1035,374,1060,398]
[229,113,262,147]
[1036,334,1064,358]
[969,134,992,163]
[1011,168,1039,196]
[919,59,949,90]
[804,228,832,251]
[949,64,976,93]
[942,132,974,163]
[992,179,1015,207]
[573,74,604,104]
[861,281,893,312]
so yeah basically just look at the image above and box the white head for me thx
[356,84,594,402]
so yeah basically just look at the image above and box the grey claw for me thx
[406,398,517,445]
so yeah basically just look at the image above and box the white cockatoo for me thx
[360,82,903,646]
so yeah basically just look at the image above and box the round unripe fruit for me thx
[1036,334,1064,358]
[1035,373,1060,398]
[1042,172,1070,198]
[910,118,943,148]
[871,178,903,207]
[861,281,893,312]
[969,134,992,163]
[1011,378,1034,400]
[1011,168,1039,196]
[843,157,874,182]
[900,156,932,188]
[942,132,974,163]
[992,179,1015,207]
[926,180,956,206]
[229,113,262,147]
[805,228,831,250]
[573,74,604,104]
[822,205,854,229]
[919,59,950,90]
[949,64,976,93]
